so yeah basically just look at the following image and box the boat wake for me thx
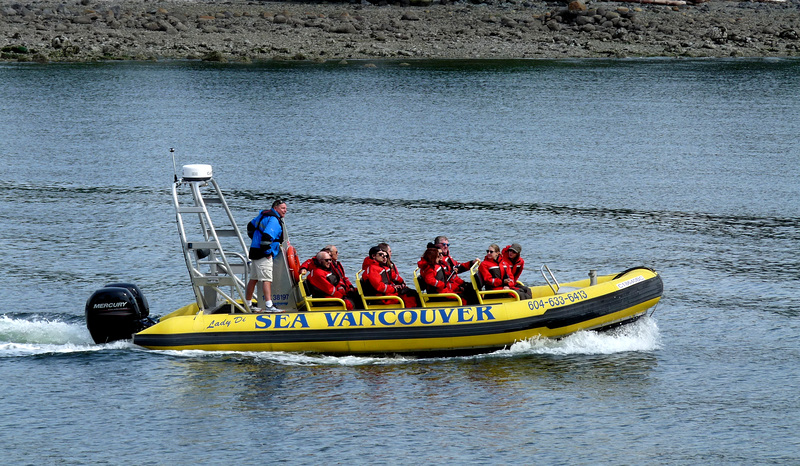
[0,313,100,357]
[502,316,661,356]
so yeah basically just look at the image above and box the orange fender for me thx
[286,245,300,283]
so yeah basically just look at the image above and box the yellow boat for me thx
[85,163,663,355]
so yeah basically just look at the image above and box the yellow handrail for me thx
[355,270,405,309]
[298,272,348,311]
[412,267,463,307]
[469,261,520,304]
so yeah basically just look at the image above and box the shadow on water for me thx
[152,350,658,412]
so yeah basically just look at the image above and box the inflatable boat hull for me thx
[132,268,663,355]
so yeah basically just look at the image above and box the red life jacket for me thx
[361,256,397,296]
[300,257,317,274]
[330,259,354,291]
[441,254,468,287]
[418,259,459,293]
[479,254,514,290]
[501,245,525,282]
[307,267,344,298]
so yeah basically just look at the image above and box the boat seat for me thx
[297,272,348,312]
[355,270,405,310]
[469,261,520,304]
[412,268,463,307]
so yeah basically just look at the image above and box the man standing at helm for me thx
[245,199,287,313]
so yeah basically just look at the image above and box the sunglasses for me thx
[322,258,332,262]
[438,242,450,247]
[486,249,495,253]
[376,252,387,257]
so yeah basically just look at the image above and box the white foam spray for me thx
[0,315,101,357]
[502,316,661,356]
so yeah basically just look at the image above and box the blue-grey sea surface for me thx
[1,59,798,464]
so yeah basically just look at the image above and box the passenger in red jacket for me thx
[479,244,532,300]
[307,251,354,310]
[418,247,462,295]
[298,256,317,276]
[378,242,420,307]
[361,246,417,308]
[501,243,525,282]
[433,235,478,289]
[326,245,355,290]
[300,245,361,307]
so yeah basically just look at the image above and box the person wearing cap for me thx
[501,243,525,283]
[480,244,532,300]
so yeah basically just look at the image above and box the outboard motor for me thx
[85,283,155,344]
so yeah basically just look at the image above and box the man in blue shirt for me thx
[245,199,287,313]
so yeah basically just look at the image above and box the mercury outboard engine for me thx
[85,283,155,344]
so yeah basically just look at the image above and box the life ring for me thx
[286,245,300,283]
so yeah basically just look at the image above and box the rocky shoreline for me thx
[1,0,799,62]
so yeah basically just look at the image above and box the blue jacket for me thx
[248,209,284,260]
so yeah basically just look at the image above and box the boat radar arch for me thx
[182,164,213,181]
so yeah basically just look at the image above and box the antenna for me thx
[170,148,178,183]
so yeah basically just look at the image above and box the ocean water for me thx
[0,58,798,464]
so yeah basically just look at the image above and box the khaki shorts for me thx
[249,256,273,281]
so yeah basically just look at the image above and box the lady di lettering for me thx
[207,315,251,329]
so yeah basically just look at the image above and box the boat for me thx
[85,162,663,355]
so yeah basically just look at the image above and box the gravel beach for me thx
[1,0,799,62]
